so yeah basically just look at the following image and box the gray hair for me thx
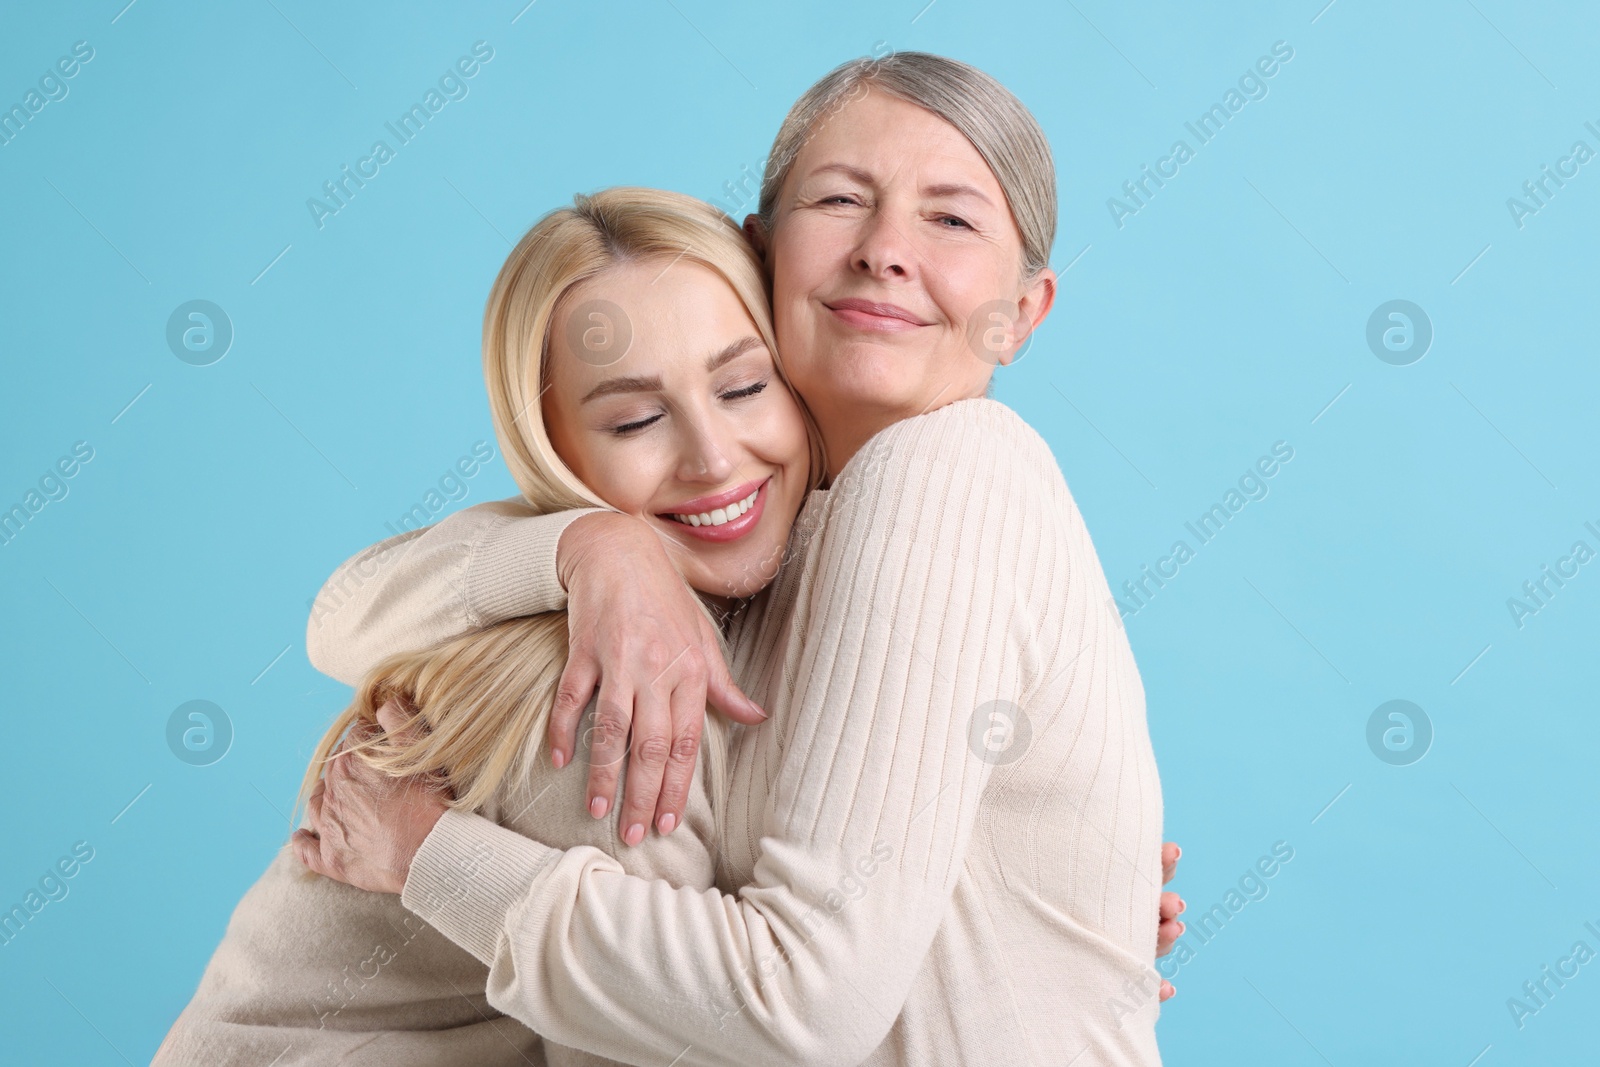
[756,51,1056,280]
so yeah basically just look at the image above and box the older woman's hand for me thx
[1157,841,1185,1001]
[291,702,450,895]
[552,512,767,846]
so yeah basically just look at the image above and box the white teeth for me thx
[671,487,760,528]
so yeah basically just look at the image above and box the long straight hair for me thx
[296,188,821,826]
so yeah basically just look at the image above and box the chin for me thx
[685,542,782,603]
[811,348,922,406]
[730,545,787,599]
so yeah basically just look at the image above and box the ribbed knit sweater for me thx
[301,397,1165,1066]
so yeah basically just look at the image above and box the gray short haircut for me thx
[756,51,1056,280]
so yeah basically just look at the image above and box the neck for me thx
[819,384,985,480]
[821,417,884,481]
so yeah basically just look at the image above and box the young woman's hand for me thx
[1157,841,1185,1002]
[291,705,449,895]
[551,512,767,847]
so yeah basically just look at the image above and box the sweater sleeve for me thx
[400,401,1054,1067]
[305,499,603,686]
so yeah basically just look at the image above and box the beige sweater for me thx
[306,398,1165,1066]
[154,696,722,1066]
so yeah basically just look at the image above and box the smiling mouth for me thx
[667,484,760,528]
[825,298,931,331]
[658,478,770,544]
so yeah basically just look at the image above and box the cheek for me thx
[566,436,668,517]
[928,250,1014,321]
[778,348,823,400]
[771,222,840,306]
[774,405,812,476]
[769,268,808,331]
[747,400,810,480]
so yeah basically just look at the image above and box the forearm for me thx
[402,809,927,1067]
[306,500,602,685]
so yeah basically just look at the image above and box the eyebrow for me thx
[707,334,765,372]
[803,162,996,207]
[580,374,661,404]
[579,335,766,404]
[922,181,995,206]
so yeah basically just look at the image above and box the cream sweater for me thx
[304,398,1165,1066]
[154,697,722,1066]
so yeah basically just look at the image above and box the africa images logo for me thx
[306,42,495,230]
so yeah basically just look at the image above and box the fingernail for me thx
[551,748,566,769]
[624,822,644,846]
[1178,900,1185,914]
[589,796,608,818]
[658,812,676,834]
[1174,846,1182,860]
[1177,921,1185,934]
[751,701,768,720]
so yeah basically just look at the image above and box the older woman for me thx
[300,53,1176,1066]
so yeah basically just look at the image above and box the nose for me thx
[852,206,915,281]
[674,402,738,485]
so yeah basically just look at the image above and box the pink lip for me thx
[825,298,931,332]
[666,477,766,516]
[658,478,769,544]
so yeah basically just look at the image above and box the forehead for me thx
[547,258,756,387]
[791,88,999,191]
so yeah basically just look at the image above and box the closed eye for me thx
[611,413,663,435]
[723,380,768,401]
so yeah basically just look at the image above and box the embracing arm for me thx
[305,498,600,686]
[306,498,765,839]
[395,403,1049,1066]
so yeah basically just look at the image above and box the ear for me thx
[742,213,769,265]
[1015,266,1057,346]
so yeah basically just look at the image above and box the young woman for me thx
[298,53,1181,1065]
[154,187,817,1065]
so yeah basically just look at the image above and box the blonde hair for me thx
[757,51,1057,281]
[298,187,819,825]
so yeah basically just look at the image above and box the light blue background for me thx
[2,1,1596,1063]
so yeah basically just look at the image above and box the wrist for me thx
[556,511,656,590]
[392,800,447,895]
